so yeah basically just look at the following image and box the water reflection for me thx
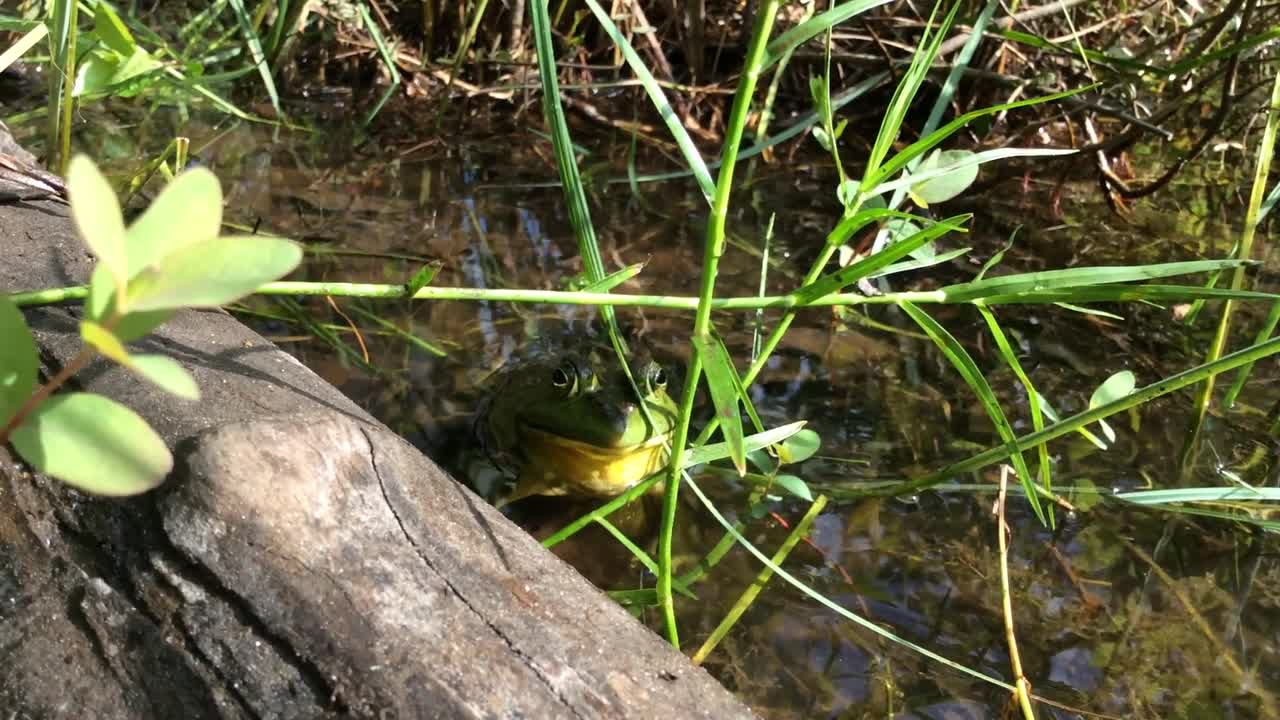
[68,113,1280,719]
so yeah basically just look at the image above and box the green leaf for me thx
[812,126,833,152]
[80,319,130,364]
[73,47,162,98]
[67,156,128,303]
[909,149,979,205]
[0,295,37,422]
[1089,371,1135,447]
[693,334,747,475]
[764,0,895,69]
[579,262,645,293]
[796,214,970,303]
[129,355,200,400]
[862,88,1088,195]
[127,235,302,312]
[774,474,814,502]
[901,301,1046,525]
[405,261,443,296]
[125,167,224,276]
[746,448,776,474]
[940,259,1250,303]
[10,393,172,496]
[93,2,136,55]
[778,429,821,464]
[684,421,806,468]
[1091,370,1136,407]
[80,320,199,400]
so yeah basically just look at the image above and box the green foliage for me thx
[0,298,38,421]
[10,392,172,496]
[0,156,301,495]
[75,3,163,99]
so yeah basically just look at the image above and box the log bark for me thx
[0,144,754,718]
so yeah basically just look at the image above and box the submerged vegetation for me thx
[3,0,1280,717]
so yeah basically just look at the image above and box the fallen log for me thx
[0,140,755,719]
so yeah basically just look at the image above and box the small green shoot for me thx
[0,156,301,495]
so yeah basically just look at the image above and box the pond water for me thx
[33,105,1280,718]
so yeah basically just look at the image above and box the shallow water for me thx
[29,106,1280,718]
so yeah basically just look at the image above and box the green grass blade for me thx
[580,0,715,203]
[683,475,1017,692]
[979,284,1280,305]
[694,334,747,475]
[978,306,1052,508]
[900,301,1045,524]
[862,2,958,186]
[225,0,283,119]
[869,148,1076,199]
[357,2,401,127]
[763,0,893,69]
[796,214,971,303]
[885,335,1280,497]
[938,259,1251,303]
[0,22,47,73]
[692,495,827,665]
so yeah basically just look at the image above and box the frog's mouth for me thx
[519,424,670,455]
[517,424,671,497]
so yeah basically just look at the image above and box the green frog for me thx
[477,343,680,507]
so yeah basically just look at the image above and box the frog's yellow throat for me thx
[496,425,670,506]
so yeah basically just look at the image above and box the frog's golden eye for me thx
[551,361,579,396]
[648,364,668,390]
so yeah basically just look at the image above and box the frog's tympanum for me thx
[478,344,679,506]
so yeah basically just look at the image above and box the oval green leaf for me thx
[774,474,814,502]
[0,295,37,423]
[778,429,821,464]
[80,319,130,364]
[1090,370,1137,408]
[129,354,200,400]
[127,235,302,312]
[10,392,172,496]
[910,149,979,205]
[68,155,128,301]
[125,167,224,275]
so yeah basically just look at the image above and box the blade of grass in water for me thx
[225,0,283,119]
[900,301,1046,524]
[1219,68,1280,408]
[579,0,714,203]
[881,335,1280,498]
[691,494,828,665]
[357,2,401,127]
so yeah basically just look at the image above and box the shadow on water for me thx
[64,108,1280,719]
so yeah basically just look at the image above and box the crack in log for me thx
[360,427,590,720]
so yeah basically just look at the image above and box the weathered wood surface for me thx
[0,165,755,718]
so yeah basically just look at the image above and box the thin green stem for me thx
[1193,66,1280,417]
[6,282,947,311]
[656,0,783,648]
[691,494,827,665]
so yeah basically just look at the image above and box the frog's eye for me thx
[551,361,579,396]
[648,364,668,390]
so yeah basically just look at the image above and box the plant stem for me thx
[656,0,782,648]
[6,282,949,311]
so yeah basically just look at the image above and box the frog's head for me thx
[515,348,678,449]
[480,346,680,501]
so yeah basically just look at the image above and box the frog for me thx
[476,342,680,507]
